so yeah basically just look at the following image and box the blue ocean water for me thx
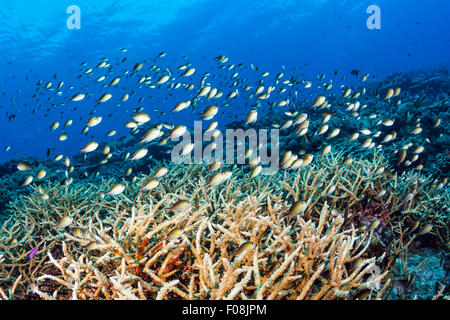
[0,0,448,163]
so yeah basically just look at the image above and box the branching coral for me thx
[0,151,447,300]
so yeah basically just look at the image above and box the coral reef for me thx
[389,248,448,300]
[229,68,449,181]
[0,151,447,300]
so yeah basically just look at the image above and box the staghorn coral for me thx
[0,151,447,300]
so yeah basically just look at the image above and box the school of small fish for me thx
[1,50,447,208]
